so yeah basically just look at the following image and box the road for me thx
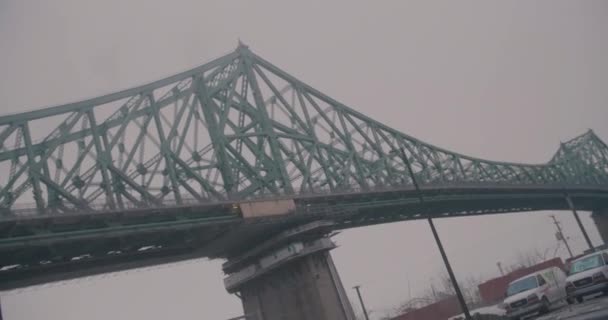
[536,296,608,320]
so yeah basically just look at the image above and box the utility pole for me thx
[353,285,370,320]
[407,275,412,301]
[430,280,438,300]
[496,262,504,276]
[397,148,472,320]
[550,215,574,258]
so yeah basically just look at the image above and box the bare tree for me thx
[501,247,552,274]
[393,247,554,317]
[395,271,484,315]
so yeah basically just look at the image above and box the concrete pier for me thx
[223,222,355,320]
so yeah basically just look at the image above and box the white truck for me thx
[503,266,567,320]
[565,250,608,304]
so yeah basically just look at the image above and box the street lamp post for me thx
[353,285,370,320]
[394,148,472,320]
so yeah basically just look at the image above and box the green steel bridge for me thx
[1,44,607,290]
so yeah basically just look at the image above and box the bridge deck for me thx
[2,184,608,290]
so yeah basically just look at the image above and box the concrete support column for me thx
[591,208,608,246]
[223,222,355,320]
[238,250,354,320]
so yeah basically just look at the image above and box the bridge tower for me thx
[222,222,355,320]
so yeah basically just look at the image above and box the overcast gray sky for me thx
[1,0,608,319]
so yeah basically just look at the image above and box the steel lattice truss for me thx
[1,44,607,215]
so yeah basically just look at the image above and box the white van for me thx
[565,250,608,303]
[503,266,567,320]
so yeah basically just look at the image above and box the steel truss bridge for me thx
[0,44,607,289]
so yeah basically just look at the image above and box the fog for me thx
[1,1,607,319]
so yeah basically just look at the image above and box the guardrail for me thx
[2,181,606,219]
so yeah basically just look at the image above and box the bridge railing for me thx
[2,180,605,220]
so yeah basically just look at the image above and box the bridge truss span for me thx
[0,44,606,215]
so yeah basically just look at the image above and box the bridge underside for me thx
[1,185,607,290]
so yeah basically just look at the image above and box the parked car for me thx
[565,250,608,304]
[503,266,567,320]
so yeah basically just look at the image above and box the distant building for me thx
[391,258,566,320]
[477,258,564,305]
[391,296,461,320]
